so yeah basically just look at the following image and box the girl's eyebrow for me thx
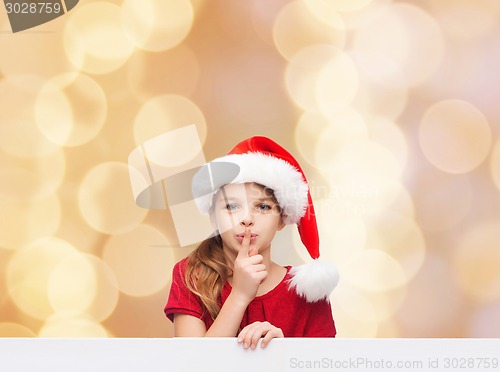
[218,195,243,202]
[255,196,275,202]
[219,188,238,202]
[219,189,246,204]
[218,189,274,203]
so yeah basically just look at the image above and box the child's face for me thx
[212,183,285,256]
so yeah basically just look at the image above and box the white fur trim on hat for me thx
[288,260,339,302]
[195,152,309,225]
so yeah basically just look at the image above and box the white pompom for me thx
[288,259,339,302]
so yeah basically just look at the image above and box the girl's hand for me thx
[237,321,284,349]
[231,227,267,304]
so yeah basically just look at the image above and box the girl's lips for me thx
[236,234,257,244]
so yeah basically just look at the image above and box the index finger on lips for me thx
[237,227,251,258]
[246,229,259,257]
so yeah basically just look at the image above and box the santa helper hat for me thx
[195,136,339,302]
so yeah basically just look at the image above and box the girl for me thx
[165,136,339,349]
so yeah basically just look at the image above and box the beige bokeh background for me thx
[1,0,500,338]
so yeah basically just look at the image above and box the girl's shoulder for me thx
[171,257,192,283]
[174,257,189,269]
[172,257,204,288]
[172,257,187,273]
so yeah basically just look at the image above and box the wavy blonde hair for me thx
[183,235,230,320]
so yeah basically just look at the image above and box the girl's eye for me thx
[226,204,239,211]
[257,204,272,211]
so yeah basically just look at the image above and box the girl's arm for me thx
[173,314,206,336]
[173,293,248,337]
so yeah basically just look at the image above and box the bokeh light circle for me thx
[306,0,375,13]
[299,0,350,35]
[102,224,174,297]
[315,53,360,116]
[342,249,407,291]
[367,116,408,170]
[317,210,367,264]
[47,252,97,318]
[133,95,207,148]
[384,183,415,218]
[273,0,346,61]
[330,0,393,31]
[453,220,500,302]
[419,100,492,174]
[39,315,109,337]
[294,111,331,168]
[353,3,445,87]
[83,255,120,322]
[352,63,409,120]
[292,199,367,265]
[0,194,61,250]
[0,75,60,158]
[63,3,135,74]
[362,287,407,324]
[331,286,377,323]
[316,139,403,179]
[35,79,72,147]
[0,323,36,337]
[330,284,407,329]
[6,238,78,319]
[0,147,65,203]
[314,108,369,169]
[35,73,108,147]
[285,44,357,113]
[121,0,194,52]
[78,162,148,235]
[326,173,405,217]
[46,253,119,322]
[365,211,426,281]
[330,286,379,337]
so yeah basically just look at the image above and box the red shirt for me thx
[164,258,336,337]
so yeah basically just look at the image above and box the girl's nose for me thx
[239,208,254,227]
[240,219,254,227]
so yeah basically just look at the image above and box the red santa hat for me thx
[192,136,339,302]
